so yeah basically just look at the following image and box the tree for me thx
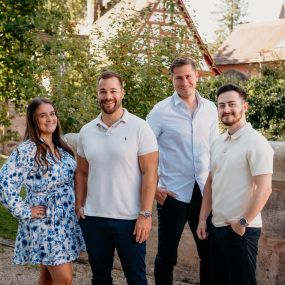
[211,0,248,52]
[0,0,95,151]
[89,0,204,119]
[0,0,46,153]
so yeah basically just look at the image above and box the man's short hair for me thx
[97,71,124,88]
[169,58,197,74]
[217,83,247,101]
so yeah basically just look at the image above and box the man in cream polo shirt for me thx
[75,71,158,285]
[197,83,274,285]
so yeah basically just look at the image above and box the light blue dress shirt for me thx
[147,91,219,203]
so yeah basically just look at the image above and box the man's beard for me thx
[100,99,121,114]
[221,110,243,126]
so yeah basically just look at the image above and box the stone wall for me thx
[257,142,285,285]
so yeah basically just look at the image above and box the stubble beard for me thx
[221,110,243,126]
[100,99,122,115]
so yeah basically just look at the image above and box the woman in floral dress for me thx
[0,98,85,285]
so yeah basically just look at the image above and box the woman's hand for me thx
[31,205,47,219]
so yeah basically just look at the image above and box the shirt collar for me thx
[172,90,203,108]
[94,108,129,129]
[224,122,252,141]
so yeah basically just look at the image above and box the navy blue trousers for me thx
[211,225,261,285]
[80,216,147,285]
[154,182,213,285]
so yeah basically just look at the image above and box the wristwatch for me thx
[239,217,249,227]
[139,210,152,218]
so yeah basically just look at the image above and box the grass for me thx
[0,155,6,166]
[0,155,19,240]
[0,205,18,240]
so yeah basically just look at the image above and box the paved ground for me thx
[0,243,195,285]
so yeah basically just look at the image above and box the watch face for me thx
[239,218,247,226]
[140,210,152,218]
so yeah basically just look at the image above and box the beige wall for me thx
[257,142,285,285]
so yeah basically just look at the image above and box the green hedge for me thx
[198,74,285,141]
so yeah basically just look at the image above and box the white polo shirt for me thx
[77,109,158,220]
[210,123,274,227]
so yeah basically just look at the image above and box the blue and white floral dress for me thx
[0,140,85,266]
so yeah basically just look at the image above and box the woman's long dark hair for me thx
[24,97,74,172]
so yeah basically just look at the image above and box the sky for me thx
[186,0,285,43]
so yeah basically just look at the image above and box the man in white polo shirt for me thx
[75,71,158,285]
[147,58,218,285]
[197,83,274,285]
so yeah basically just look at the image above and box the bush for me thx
[197,74,285,141]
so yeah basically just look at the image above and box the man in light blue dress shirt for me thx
[147,58,219,285]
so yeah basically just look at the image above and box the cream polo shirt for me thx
[210,123,274,227]
[77,109,158,220]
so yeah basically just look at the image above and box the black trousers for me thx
[154,182,212,285]
[211,225,261,285]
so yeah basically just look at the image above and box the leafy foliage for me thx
[0,0,284,141]
[198,72,285,141]
[47,34,99,133]
[0,0,99,136]
[246,76,285,140]
[91,0,204,119]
